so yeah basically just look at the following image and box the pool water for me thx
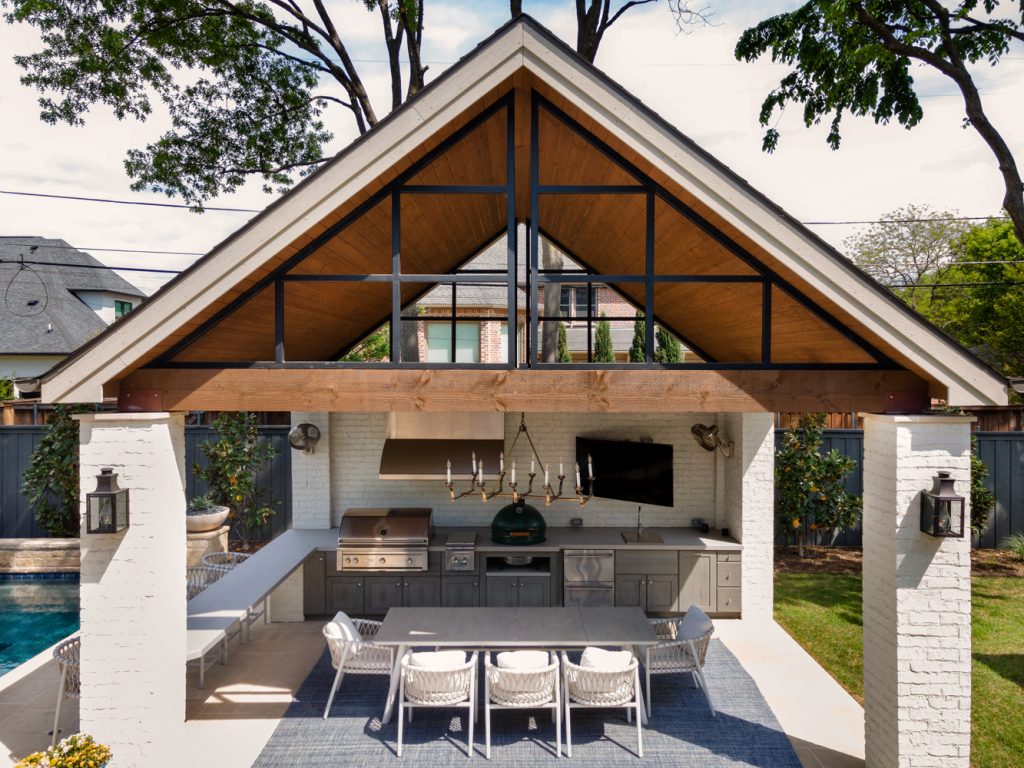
[0,575,79,676]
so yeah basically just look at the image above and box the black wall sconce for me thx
[86,468,130,534]
[920,471,965,538]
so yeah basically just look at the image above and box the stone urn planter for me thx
[186,498,231,533]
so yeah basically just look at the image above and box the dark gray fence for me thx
[0,427,49,538]
[0,425,291,540]
[774,429,1021,549]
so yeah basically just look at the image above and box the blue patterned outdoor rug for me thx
[252,639,801,766]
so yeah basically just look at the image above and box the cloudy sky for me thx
[1,0,1021,294]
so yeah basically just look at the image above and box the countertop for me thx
[426,526,741,552]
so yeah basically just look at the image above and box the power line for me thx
[0,241,205,257]
[0,258,181,275]
[0,189,259,213]
[807,215,1008,225]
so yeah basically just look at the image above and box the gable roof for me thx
[0,237,145,355]
[40,16,1006,406]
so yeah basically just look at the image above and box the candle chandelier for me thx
[444,413,594,506]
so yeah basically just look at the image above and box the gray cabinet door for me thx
[304,552,326,616]
[645,574,679,613]
[517,578,551,608]
[403,577,441,608]
[364,576,403,616]
[443,577,481,607]
[679,553,716,613]
[614,575,644,609]
[326,577,364,616]
[486,575,519,607]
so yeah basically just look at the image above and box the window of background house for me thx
[426,322,480,363]
[559,286,593,324]
[114,300,133,319]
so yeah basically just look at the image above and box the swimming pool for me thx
[0,574,79,676]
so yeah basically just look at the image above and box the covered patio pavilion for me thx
[40,16,1005,768]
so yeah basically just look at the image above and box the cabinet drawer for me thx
[717,552,742,563]
[716,587,741,614]
[717,561,741,587]
[616,550,677,575]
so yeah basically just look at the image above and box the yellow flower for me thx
[235,494,243,502]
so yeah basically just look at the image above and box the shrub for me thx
[22,405,83,537]
[16,733,112,767]
[1003,532,1024,562]
[775,413,861,556]
[593,312,614,362]
[970,439,996,538]
[192,411,278,546]
[187,495,217,514]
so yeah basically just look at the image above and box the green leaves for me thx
[22,404,83,537]
[593,312,614,363]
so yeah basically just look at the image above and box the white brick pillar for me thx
[290,411,331,528]
[76,412,186,766]
[722,411,775,621]
[862,414,972,768]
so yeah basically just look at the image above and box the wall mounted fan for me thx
[288,423,322,454]
[690,424,734,458]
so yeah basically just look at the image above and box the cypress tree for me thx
[628,312,645,362]
[654,326,683,363]
[594,312,614,362]
[557,321,571,362]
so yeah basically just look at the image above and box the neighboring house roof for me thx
[40,16,1006,406]
[418,238,526,309]
[0,237,145,355]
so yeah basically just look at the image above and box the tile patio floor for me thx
[0,618,864,768]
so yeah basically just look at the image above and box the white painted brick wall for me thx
[329,412,717,528]
[722,411,775,620]
[862,414,972,768]
[76,413,186,767]
[291,412,331,528]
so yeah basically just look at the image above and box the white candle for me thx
[511,462,516,485]
[446,459,451,484]
[559,459,564,477]
[575,462,581,488]
[478,459,484,482]
[499,451,504,473]
[472,451,476,474]
[588,454,593,478]
[544,464,550,485]
[530,459,535,475]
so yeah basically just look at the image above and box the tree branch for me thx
[606,0,657,29]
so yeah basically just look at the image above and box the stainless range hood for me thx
[378,412,505,480]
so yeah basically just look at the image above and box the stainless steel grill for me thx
[337,508,432,572]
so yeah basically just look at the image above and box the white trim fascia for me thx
[41,27,527,404]
[518,26,1006,407]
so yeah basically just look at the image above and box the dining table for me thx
[373,605,660,725]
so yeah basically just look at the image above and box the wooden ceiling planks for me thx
[173,284,276,362]
[283,281,393,361]
[770,286,875,363]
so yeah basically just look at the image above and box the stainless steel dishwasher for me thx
[563,549,614,607]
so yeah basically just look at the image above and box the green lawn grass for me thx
[775,573,1024,768]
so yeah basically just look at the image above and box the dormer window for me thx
[114,300,133,319]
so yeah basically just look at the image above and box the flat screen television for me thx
[576,437,673,508]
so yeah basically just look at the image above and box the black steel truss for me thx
[148,88,893,372]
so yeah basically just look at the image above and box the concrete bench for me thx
[186,528,338,687]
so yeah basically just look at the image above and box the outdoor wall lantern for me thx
[86,468,130,534]
[920,471,965,538]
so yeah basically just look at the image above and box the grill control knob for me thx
[351,556,359,564]
[343,557,350,565]
[379,557,386,565]
[407,557,413,565]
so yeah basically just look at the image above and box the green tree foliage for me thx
[775,413,861,557]
[654,326,682,363]
[736,1,1024,244]
[970,438,995,539]
[341,324,390,362]
[193,411,278,546]
[557,321,571,363]
[22,405,82,537]
[914,219,1024,384]
[845,204,971,311]
[628,313,645,363]
[594,312,614,362]
[0,378,13,400]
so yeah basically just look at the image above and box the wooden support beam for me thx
[119,368,929,414]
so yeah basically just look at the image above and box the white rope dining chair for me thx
[483,650,561,759]
[201,551,251,572]
[561,649,644,758]
[322,612,394,719]
[398,650,479,758]
[645,604,716,716]
[51,636,80,747]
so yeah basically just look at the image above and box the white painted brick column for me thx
[862,414,972,768]
[75,412,186,767]
[290,412,331,528]
[722,411,775,621]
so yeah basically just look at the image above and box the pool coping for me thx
[0,631,77,695]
